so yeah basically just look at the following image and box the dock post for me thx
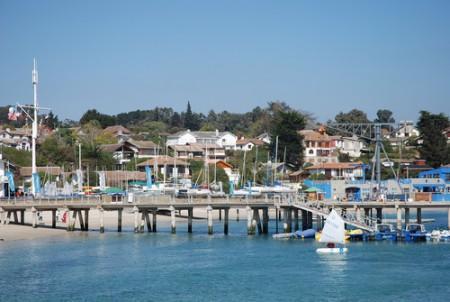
[263,208,269,234]
[275,206,279,234]
[140,212,145,233]
[288,208,293,232]
[133,206,139,233]
[99,207,105,233]
[188,208,193,233]
[152,210,157,232]
[78,210,85,231]
[84,210,89,231]
[236,209,239,222]
[376,208,382,224]
[31,207,37,228]
[145,210,151,232]
[207,205,213,235]
[417,208,422,224]
[283,209,289,233]
[396,206,402,231]
[219,209,222,221]
[21,210,25,225]
[294,210,299,231]
[224,208,229,235]
[405,208,410,225]
[13,211,18,223]
[118,209,123,232]
[301,210,307,230]
[0,207,4,224]
[247,206,255,235]
[170,206,176,234]
[52,210,56,228]
[255,209,262,234]
[307,212,313,229]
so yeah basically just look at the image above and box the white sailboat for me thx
[316,209,348,254]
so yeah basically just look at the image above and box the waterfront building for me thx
[299,128,340,164]
[137,156,190,179]
[304,162,366,180]
[101,138,161,166]
[0,127,32,151]
[235,138,265,151]
[169,143,225,162]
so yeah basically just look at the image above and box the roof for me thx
[168,130,236,139]
[99,144,128,153]
[137,156,189,167]
[305,162,364,170]
[236,138,265,146]
[20,166,62,177]
[217,160,233,169]
[103,125,131,135]
[170,144,204,152]
[299,129,340,142]
[126,138,159,149]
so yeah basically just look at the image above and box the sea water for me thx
[1,211,450,302]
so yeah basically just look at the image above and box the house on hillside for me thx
[256,132,271,144]
[167,129,237,150]
[335,135,366,158]
[299,128,340,165]
[235,138,265,151]
[100,138,161,166]
[103,125,131,139]
[385,121,420,146]
[137,156,190,179]
[169,143,225,162]
[0,127,32,151]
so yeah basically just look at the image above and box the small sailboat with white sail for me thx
[316,209,348,254]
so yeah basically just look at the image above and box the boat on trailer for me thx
[316,209,348,254]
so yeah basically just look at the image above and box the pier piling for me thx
[133,206,139,233]
[405,208,410,225]
[294,210,299,231]
[52,210,56,228]
[152,210,157,232]
[145,211,151,232]
[84,210,89,231]
[31,207,37,228]
[255,209,263,234]
[207,206,213,235]
[99,208,105,233]
[376,208,382,224]
[301,210,307,230]
[188,208,193,233]
[417,208,422,224]
[118,209,123,232]
[170,206,176,234]
[236,209,239,222]
[140,212,145,233]
[224,208,229,235]
[263,208,269,234]
[247,206,255,235]
[21,210,25,225]
[396,206,402,230]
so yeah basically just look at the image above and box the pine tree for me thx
[417,111,449,168]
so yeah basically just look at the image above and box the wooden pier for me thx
[1,195,450,235]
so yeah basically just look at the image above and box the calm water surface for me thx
[1,211,450,302]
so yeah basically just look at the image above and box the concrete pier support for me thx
[316,214,322,230]
[139,212,145,233]
[376,208,382,224]
[396,206,402,231]
[262,208,269,234]
[21,210,25,225]
[236,209,239,222]
[283,209,289,233]
[170,206,176,234]
[364,208,370,225]
[78,210,85,231]
[405,208,410,225]
[152,210,157,232]
[31,207,37,228]
[224,208,229,235]
[247,206,255,235]
[99,208,105,233]
[70,210,77,231]
[118,209,123,232]
[355,207,361,222]
[188,208,193,233]
[253,209,262,234]
[66,209,72,231]
[84,210,89,231]
[417,208,422,224]
[133,206,139,233]
[52,210,56,228]
[207,206,213,235]
[219,209,222,221]
[307,212,313,229]
[301,210,307,230]
[294,210,299,231]
[0,208,5,224]
[144,211,151,232]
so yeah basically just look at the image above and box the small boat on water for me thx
[347,229,366,241]
[316,209,348,254]
[374,224,397,241]
[272,229,316,240]
[403,223,427,242]
[427,230,450,241]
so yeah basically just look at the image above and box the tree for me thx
[335,109,371,124]
[270,109,306,169]
[79,109,116,128]
[42,111,59,129]
[417,111,449,168]
[374,109,395,124]
[183,101,196,130]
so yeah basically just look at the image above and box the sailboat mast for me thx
[31,59,38,195]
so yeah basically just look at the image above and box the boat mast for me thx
[31,59,38,196]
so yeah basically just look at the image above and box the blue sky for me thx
[1,0,449,123]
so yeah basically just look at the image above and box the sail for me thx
[319,209,346,244]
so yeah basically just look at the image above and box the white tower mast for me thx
[31,58,38,196]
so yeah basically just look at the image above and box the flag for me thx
[32,172,41,193]
[5,171,15,192]
[145,166,152,188]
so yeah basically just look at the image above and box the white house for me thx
[0,128,31,151]
[335,135,365,158]
[235,138,265,151]
[305,162,365,180]
[167,129,237,150]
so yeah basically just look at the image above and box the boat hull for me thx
[316,247,348,254]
